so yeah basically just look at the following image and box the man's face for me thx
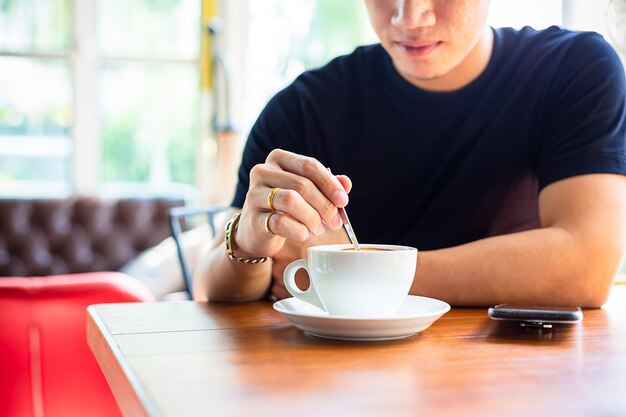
[364,0,491,89]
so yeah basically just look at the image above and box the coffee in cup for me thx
[283,244,418,317]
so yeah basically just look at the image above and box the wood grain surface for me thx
[88,285,626,417]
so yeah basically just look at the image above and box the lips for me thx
[396,40,442,58]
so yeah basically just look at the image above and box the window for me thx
[0,0,72,197]
[0,1,619,201]
[223,0,377,135]
[97,0,200,199]
[0,0,201,200]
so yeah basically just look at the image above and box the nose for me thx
[391,0,436,29]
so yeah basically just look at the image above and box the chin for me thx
[389,52,446,78]
[398,64,448,83]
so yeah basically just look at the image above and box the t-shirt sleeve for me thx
[537,33,626,190]
[230,86,305,208]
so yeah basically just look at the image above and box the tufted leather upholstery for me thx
[0,197,184,277]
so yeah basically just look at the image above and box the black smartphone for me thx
[488,304,583,325]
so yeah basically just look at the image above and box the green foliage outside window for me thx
[0,0,71,52]
[286,0,372,71]
[305,1,372,68]
[102,113,150,182]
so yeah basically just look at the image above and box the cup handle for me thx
[283,259,326,312]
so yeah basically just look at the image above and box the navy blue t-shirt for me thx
[232,26,626,250]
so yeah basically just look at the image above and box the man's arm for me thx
[192,149,352,302]
[192,208,273,302]
[411,173,626,307]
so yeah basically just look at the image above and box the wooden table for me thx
[88,286,626,417]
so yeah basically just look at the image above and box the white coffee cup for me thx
[283,244,418,317]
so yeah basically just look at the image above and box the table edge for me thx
[87,304,161,417]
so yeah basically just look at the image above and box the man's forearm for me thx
[193,241,272,302]
[412,226,620,308]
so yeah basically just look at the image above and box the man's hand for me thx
[234,149,352,259]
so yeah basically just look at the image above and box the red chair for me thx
[0,272,155,417]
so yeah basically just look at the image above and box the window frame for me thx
[1,1,619,200]
[0,0,204,198]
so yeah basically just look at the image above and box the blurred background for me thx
[0,0,619,205]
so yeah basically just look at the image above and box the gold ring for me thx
[267,187,281,212]
[264,212,276,236]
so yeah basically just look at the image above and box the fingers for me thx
[335,175,352,193]
[250,162,343,231]
[271,189,328,235]
[243,149,353,248]
[251,185,332,235]
[265,212,314,242]
[267,149,349,207]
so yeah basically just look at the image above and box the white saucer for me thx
[273,295,450,341]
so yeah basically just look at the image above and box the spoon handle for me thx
[326,167,361,251]
[338,207,361,251]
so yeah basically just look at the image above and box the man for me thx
[193,0,626,307]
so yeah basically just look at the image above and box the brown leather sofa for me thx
[0,197,184,277]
